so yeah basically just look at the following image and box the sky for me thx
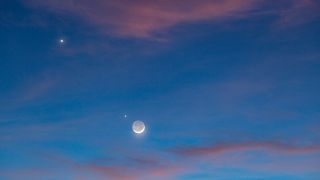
[0,0,320,179]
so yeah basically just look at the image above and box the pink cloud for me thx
[18,78,57,102]
[169,141,320,176]
[1,68,64,110]
[43,153,187,180]
[53,141,320,178]
[1,74,59,111]
[25,0,259,38]
[171,141,320,156]
[0,168,52,179]
[4,141,319,179]
[23,0,319,39]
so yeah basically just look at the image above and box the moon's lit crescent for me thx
[132,120,145,134]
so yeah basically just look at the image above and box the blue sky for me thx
[1,0,320,179]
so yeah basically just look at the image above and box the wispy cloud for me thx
[171,141,320,156]
[42,153,187,180]
[25,0,258,38]
[0,71,60,111]
[169,141,320,176]
[23,0,319,39]
[2,141,319,179]
[275,0,320,28]
[0,168,53,180]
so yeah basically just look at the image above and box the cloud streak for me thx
[23,0,319,39]
[275,0,320,28]
[25,0,258,38]
[169,141,320,176]
[2,141,319,179]
[171,141,320,156]
[42,153,186,180]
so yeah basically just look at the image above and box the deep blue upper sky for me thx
[1,0,320,179]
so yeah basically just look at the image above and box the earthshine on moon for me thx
[132,120,145,134]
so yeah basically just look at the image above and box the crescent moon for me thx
[132,120,145,134]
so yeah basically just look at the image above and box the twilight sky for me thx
[1,0,320,179]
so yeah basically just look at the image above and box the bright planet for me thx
[132,120,145,134]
